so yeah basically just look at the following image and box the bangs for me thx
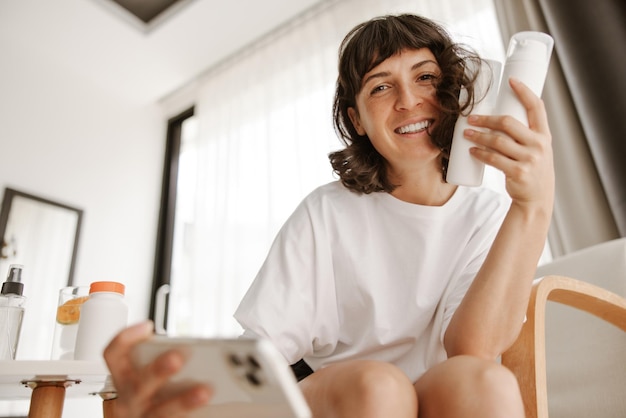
[344,15,448,82]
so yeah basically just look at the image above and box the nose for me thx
[395,84,424,111]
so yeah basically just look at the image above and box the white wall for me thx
[0,8,164,325]
[0,2,167,416]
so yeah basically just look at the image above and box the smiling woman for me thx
[342,49,450,198]
[155,0,515,339]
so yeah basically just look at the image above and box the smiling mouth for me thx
[395,120,432,134]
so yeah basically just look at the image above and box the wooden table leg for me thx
[99,375,118,418]
[100,390,117,418]
[102,397,117,418]
[27,382,67,418]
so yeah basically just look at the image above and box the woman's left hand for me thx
[464,77,554,210]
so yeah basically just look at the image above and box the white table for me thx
[0,360,116,418]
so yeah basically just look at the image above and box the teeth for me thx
[397,120,430,134]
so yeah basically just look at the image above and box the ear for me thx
[347,107,366,136]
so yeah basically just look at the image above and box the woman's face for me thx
[348,48,443,175]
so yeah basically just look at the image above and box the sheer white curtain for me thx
[167,0,507,337]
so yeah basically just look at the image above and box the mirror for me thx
[0,187,83,359]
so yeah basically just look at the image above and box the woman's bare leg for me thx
[414,355,524,418]
[298,359,417,418]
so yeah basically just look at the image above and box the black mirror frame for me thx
[0,187,83,286]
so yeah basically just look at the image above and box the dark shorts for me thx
[290,358,314,382]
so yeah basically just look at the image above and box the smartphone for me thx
[131,336,312,418]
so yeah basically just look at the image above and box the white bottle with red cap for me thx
[74,281,128,361]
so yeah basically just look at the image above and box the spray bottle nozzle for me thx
[1,264,24,296]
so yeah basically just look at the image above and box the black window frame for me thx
[149,106,194,326]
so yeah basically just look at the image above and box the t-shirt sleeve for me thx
[233,197,338,365]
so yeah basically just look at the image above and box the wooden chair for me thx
[502,275,626,418]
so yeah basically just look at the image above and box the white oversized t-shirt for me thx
[234,181,510,382]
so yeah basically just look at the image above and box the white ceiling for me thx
[1,0,329,104]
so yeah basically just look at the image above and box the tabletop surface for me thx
[0,360,113,399]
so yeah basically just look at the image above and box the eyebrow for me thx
[362,59,439,86]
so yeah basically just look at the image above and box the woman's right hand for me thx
[103,321,213,418]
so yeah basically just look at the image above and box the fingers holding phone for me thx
[103,321,212,418]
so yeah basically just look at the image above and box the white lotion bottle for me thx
[447,58,502,186]
[495,31,554,126]
[74,281,128,361]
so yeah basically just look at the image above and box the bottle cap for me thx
[1,264,24,296]
[89,281,125,295]
[507,32,554,63]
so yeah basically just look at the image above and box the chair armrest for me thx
[501,275,626,418]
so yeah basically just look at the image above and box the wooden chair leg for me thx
[502,280,546,418]
[28,382,66,418]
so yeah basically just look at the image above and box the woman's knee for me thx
[467,357,521,403]
[416,355,524,418]
[348,360,416,401]
[301,360,417,418]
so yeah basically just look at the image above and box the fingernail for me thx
[160,350,184,373]
[464,128,475,137]
[468,115,478,123]
[189,386,212,406]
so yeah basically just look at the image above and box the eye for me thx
[370,84,389,95]
[416,73,439,84]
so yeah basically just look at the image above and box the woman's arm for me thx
[444,77,555,359]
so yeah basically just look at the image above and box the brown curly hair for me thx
[330,14,484,194]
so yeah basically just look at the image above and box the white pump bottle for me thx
[495,31,554,127]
